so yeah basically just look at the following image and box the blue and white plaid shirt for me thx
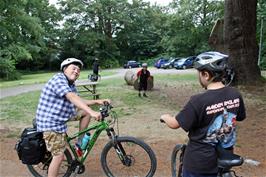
[36,73,78,133]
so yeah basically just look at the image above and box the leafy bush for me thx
[101,59,120,68]
[0,58,21,80]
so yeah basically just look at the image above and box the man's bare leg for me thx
[48,153,64,177]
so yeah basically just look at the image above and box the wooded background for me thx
[0,0,265,84]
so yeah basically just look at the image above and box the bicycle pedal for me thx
[77,165,85,174]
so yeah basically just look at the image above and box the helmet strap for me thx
[63,73,74,85]
[204,77,214,89]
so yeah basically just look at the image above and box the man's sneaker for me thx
[138,93,141,97]
[143,93,148,97]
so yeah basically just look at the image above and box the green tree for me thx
[0,0,62,79]
[58,0,126,67]
[115,1,164,61]
[162,0,224,57]
[58,0,163,66]
[16,0,62,71]
[0,0,44,79]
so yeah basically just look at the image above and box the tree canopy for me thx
[0,0,265,82]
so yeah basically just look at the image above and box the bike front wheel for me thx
[27,149,73,177]
[171,144,186,177]
[101,136,157,177]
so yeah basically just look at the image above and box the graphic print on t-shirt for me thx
[204,108,237,148]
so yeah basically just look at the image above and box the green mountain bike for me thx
[28,103,157,177]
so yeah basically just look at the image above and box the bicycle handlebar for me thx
[100,102,113,119]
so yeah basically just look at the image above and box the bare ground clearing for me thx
[0,73,265,177]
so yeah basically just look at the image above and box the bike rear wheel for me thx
[171,144,186,177]
[101,136,157,177]
[27,149,72,177]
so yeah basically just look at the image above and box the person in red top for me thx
[137,63,150,97]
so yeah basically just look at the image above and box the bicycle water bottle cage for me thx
[217,146,244,169]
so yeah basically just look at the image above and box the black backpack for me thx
[15,127,46,165]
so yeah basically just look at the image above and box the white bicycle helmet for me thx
[142,63,148,67]
[60,58,84,70]
[194,51,228,72]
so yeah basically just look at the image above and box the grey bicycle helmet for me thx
[60,58,83,70]
[194,51,228,72]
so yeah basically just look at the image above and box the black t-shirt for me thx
[176,86,246,174]
[93,62,99,74]
[137,69,150,83]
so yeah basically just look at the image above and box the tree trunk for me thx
[209,18,228,54]
[224,0,262,85]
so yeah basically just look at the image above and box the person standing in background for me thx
[89,57,100,82]
[137,63,150,97]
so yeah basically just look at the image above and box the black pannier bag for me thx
[15,127,46,165]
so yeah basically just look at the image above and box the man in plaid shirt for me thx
[35,58,110,177]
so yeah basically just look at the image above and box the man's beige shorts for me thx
[43,131,66,156]
[43,109,87,156]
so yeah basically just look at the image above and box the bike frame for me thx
[66,119,110,164]
[172,144,242,177]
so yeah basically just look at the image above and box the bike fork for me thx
[106,128,131,166]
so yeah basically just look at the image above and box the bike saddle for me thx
[217,146,244,169]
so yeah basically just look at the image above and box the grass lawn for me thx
[0,69,116,88]
[1,70,265,137]
[0,73,197,127]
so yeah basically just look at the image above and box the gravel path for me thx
[0,68,196,99]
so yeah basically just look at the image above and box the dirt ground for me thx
[0,82,266,177]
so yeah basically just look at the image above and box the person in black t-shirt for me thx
[89,57,100,82]
[160,52,246,176]
[93,58,100,76]
[137,63,150,97]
